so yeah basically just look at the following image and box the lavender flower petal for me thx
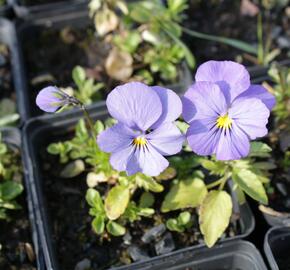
[110,145,134,172]
[182,82,228,123]
[126,143,169,176]
[147,122,184,156]
[195,61,250,102]
[151,86,182,129]
[36,86,66,112]
[106,82,162,131]
[97,123,136,153]
[229,97,269,140]
[215,124,250,160]
[236,84,276,110]
[186,119,221,156]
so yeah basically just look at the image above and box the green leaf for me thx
[234,184,246,205]
[253,161,277,170]
[135,174,164,192]
[114,31,141,53]
[232,169,268,204]
[166,218,184,232]
[0,209,7,220]
[0,142,7,155]
[94,120,105,134]
[60,160,85,178]
[249,142,272,158]
[182,27,257,55]
[162,24,195,68]
[201,159,227,176]
[139,192,155,208]
[72,66,86,88]
[0,181,23,201]
[85,188,104,212]
[92,215,105,234]
[106,221,126,236]
[199,190,232,248]
[129,1,154,23]
[155,167,176,181]
[0,114,20,127]
[178,211,191,225]
[105,185,130,220]
[47,143,61,155]
[161,178,207,212]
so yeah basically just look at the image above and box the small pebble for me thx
[155,233,175,255]
[141,224,166,244]
[128,245,149,262]
[74,258,91,270]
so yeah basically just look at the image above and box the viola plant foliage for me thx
[39,60,274,249]
[0,133,23,220]
[262,64,290,192]
[64,66,104,106]
[89,0,194,83]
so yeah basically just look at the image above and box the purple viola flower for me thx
[97,82,184,176]
[183,60,275,160]
[36,86,68,113]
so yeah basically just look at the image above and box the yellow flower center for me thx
[133,136,147,146]
[216,114,233,129]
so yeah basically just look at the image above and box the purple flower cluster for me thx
[36,61,275,176]
[97,82,184,176]
[182,61,275,160]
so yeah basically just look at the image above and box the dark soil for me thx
[184,0,289,67]
[39,132,242,270]
[0,146,36,270]
[0,44,15,102]
[0,195,36,270]
[21,24,108,116]
[277,255,290,270]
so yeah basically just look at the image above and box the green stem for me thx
[80,104,97,140]
[206,178,224,189]
[257,14,264,65]
[182,26,257,55]
[219,171,231,191]
[206,171,231,190]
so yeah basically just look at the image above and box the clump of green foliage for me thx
[0,133,23,220]
[47,118,273,247]
[58,66,104,108]
[263,64,290,173]
[267,64,290,124]
[89,0,194,84]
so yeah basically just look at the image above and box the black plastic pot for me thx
[0,0,14,18]
[248,59,290,80]
[22,104,255,270]
[264,226,290,270]
[0,127,44,269]
[12,0,88,19]
[17,10,192,119]
[115,240,267,270]
[0,18,29,124]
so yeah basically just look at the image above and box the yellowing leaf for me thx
[95,9,119,36]
[105,185,130,220]
[199,190,232,248]
[161,178,207,212]
[105,48,133,81]
[232,169,268,204]
[59,160,85,178]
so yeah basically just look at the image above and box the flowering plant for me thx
[37,60,275,250]
[0,133,23,220]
